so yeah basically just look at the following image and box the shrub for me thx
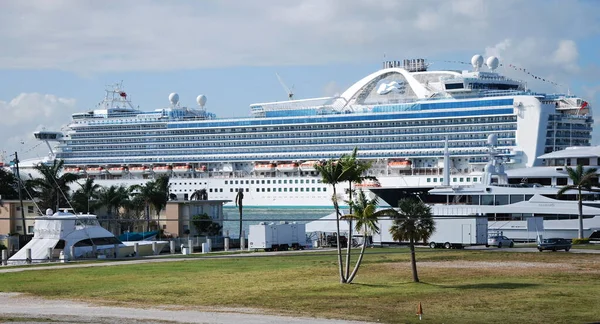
[572,238,590,244]
[0,244,6,251]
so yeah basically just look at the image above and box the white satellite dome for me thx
[487,134,498,146]
[196,95,207,107]
[486,56,499,71]
[168,93,180,105]
[471,54,484,70]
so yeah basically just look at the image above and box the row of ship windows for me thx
[72,116,518,137]
[60,149,515,165]
[66,134,517,151]
[225,179,321,185]
[78,108,513,131]
[68,128,517,147]
[172,187,329,193]
[546,123,592,130]
[427,177,480,183]
[60,141,517,159]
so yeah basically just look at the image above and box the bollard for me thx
[134,242,139,257]
[170,240,175,254]
[1,249,7,266]
[152,242,158,255]
[114,244,120,258]
[47,247,53,261]
[59,251,66,263]
[188,239,193,253]
[26,248,32,264]
[206,238,212,253]
[240,230,246,251]
[70,246,76,260]
[201,243,208,254]
[224,237,230,252]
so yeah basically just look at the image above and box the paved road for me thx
[465,246,600,253]
[0,293,371,324]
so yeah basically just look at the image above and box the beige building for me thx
[0,200,40,236]
[0,198,229,239]
[161,199,230,237]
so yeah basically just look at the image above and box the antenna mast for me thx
[275,73,294,100]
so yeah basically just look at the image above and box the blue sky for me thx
[1,0,599,162]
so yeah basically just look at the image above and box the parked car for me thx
[487,235,514,248]
[537,238,572,252]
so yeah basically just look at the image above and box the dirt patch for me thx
[0,293,371,324]
[418,261,575,269]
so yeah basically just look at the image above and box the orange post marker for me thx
[416,302,423,320]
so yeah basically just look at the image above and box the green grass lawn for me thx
[1,249,599,324]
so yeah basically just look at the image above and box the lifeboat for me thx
[153,165,172,174]
[299,161,320,172]
[86,166,105,175]
[254,163,276,172]
[173,164,192,173]
[355,179,381,188]
[64,167,81,174]
[108,166,127,175]
[277,162,298,172]
[129,166,150,174]
[195,165,207,173]
[388,160,412,170]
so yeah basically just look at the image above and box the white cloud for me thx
[0,0,597,72]
[322,81,343,97]
[0,93,77,161]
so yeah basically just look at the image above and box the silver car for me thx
[487,235,514,248]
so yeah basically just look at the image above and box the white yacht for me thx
[8,209,169,264]
[14,55,593,207]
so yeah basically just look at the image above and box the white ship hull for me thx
[91,172,458,207]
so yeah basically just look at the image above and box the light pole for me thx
[12,152,26,235]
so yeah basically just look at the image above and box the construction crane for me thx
[275,73,294,100]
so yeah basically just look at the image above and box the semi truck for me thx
[372,217,488,249]
[248,222,306,251]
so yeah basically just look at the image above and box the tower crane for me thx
[275,73,295,100]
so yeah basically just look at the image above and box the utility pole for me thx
[13,152,26,235]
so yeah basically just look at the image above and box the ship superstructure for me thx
[29,56,593,206]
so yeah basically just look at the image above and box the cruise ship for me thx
[24,55,592,207]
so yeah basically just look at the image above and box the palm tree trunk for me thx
[238,208,243,243]
[346,232,368,283]
[409,237,419,283]
[578,189,584,239]
[332,186,346,283]
[345,182,353,279]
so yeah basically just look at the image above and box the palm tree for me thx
[388,198,436,283]
[557,165,599,239]
[97,185,130,231]
[149,175,170,224]
[342,190,394,283]
[129,175,170,232]
[122,194,146,233]
[71,178,101,213]
[27,160,79,211]
[0,168,19,200]
[338,148,376,279]
[191,189,208,200]
[315,157,347,283]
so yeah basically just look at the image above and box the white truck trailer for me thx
[373,217,488,249]
[248,222,306,251]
